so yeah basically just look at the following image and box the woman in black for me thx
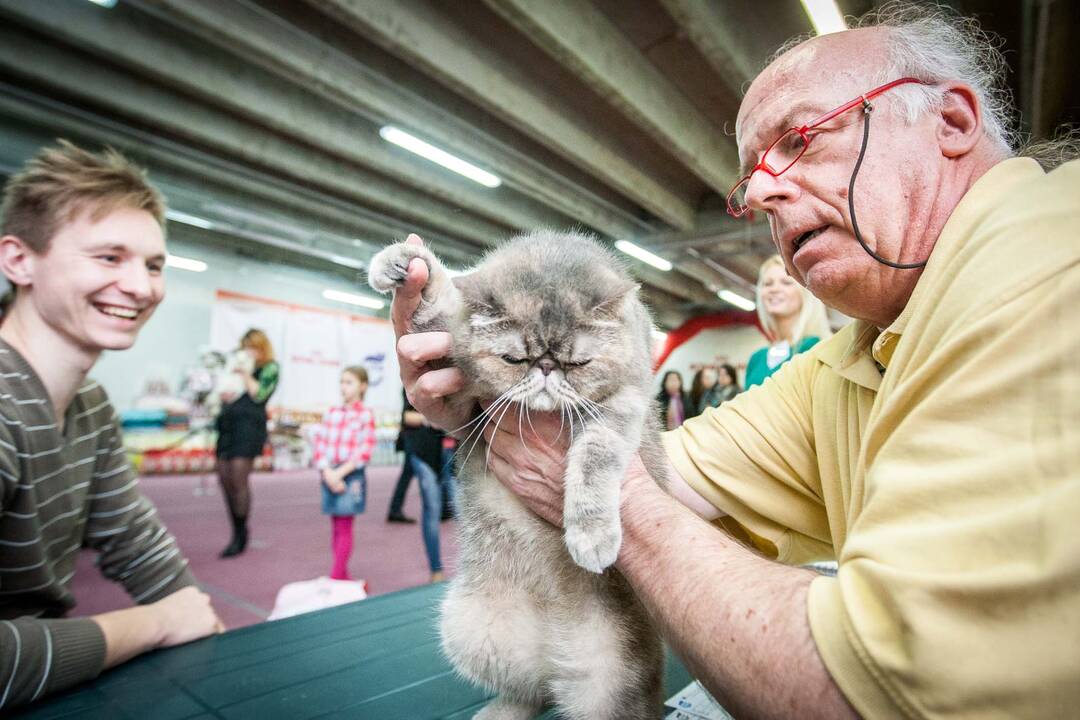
[215,328,280,557]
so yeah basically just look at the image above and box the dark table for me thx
[16,583,695,719]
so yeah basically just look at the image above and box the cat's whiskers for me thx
[559,386,609,431]
[457,388,514,450]
[516,401,539,461]
[458,386,520,471]
[484,395,519,471]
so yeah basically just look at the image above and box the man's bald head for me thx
[733,4,1014,327]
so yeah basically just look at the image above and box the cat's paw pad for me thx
[564,518,621,573]
[367,243,434,294]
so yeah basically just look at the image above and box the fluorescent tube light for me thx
[800,0,847,35]
[322,289,385,310]
[165,209,213,229]
[165,254,208,272]
[718,289,756,312]
[614,240,672,272]
[379,126,502,188]
[86,0,118,7]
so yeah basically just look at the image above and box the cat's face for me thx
[455,282,637,413]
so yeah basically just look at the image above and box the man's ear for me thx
[0,235,35,289]
[936,83,983,158]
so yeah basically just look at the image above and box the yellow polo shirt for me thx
[663,157,1080,719]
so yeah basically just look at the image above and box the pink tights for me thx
[330,515,355,580]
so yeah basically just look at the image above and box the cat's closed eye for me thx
[500,355,528,364]
[565,359,592,367]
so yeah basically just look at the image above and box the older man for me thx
[392,5,1078,718]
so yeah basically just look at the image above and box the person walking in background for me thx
[744,255,832,388]
[385,429,416,524]
[656,370,689,430]
[400,389,446,583]
[215,328,279,557]
[311,366,376,582]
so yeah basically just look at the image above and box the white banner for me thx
[210,291,401,416]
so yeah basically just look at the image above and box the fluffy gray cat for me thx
[369,230,668,720]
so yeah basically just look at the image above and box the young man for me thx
[0,141,221,711]
[392,5,1078,718]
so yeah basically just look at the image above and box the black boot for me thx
[220,515,248,558]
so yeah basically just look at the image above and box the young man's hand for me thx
[94,586,224,670]
[150,586,225,648]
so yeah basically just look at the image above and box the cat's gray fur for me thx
[368,230,669,720]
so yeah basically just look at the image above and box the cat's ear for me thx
[455,274,508,327]
[590,282,639,321]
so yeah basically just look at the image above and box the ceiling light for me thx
[328,254,365,270]
[165,209,213,229]
[718,289,756,312]
[800,0,847,35]
[614,240,672,272]
[86,0,118,7]
[322,289,385,310]
[165,254,208,273]
[379,126,502,188]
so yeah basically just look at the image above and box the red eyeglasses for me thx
[726,77,927,217]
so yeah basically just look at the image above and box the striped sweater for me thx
[0,340,195,710]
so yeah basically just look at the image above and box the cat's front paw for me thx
[367,242,436,294]
[564,517,622,573]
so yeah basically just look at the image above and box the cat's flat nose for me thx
[537,358,557,376]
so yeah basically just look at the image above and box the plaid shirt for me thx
[312,400,376,470]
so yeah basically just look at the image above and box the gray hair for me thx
[768,1,1018,155]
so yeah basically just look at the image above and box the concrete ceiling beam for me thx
[483,0,740,194]
[0,0,574,236]
[310,0,698,230]
[128,0,652,240]
[0,23,517,249]
[660,0,776,98]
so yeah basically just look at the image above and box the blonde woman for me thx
[215,328,280,557]
[744,255,832,388]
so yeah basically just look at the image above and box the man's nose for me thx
[118,262,153,300]
[744,170,800,212]
[537,358,557,376]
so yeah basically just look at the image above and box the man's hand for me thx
[94,586,224,670]
[150,586,225,648]
[391,233,468,431]
[482,403,569,526]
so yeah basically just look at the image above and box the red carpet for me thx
[69,466,459,629]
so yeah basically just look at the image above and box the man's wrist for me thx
[616,470,672,568]
[140,602,167,650]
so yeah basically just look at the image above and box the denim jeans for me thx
[408,455,442,573]
[439,447,457,517]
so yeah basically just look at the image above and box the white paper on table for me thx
[664,680,735,720]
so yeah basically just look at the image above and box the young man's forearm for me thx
[616,475,858,720]
[92,605,164,669]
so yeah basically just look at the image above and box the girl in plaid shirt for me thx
[311,366,377,581]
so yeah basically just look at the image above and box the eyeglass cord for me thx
[849,105,929,270]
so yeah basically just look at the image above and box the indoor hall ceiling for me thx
[0,0,1075,329]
